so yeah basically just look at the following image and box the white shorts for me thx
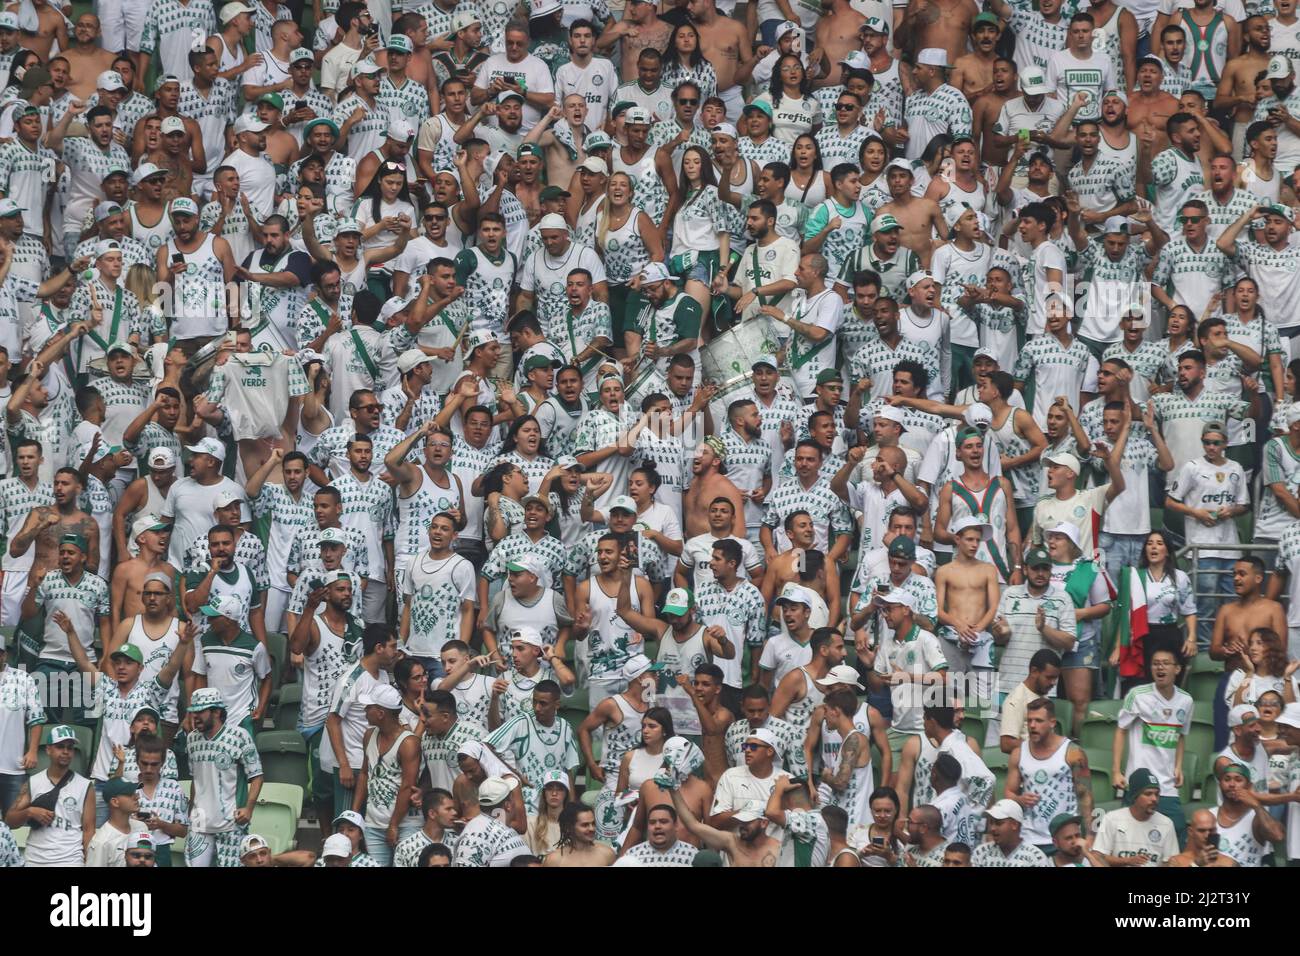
[0,569,28,629]
[718,85,744,123]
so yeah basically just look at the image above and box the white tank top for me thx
[1098,130,1137,169]
[395,467,461,563]
[130,201,173,255]
[301,610,349,729]
[168,232,227,340]
[599,205,651,285]
[912,732,938,808]
[364,728,420,828]
[819,703,872,795]
[129,614,182,722]
[792,169,828,208]
[297,406,334,461]
[25,769,91,866]
[828,728,875,829]
[1018,737,1075,845]
[1239,160,1280,203]
[627,746,664,790]
[601,692,646,775]
[1218,806,1268,867]
[143,474,168,516]
[612,145,657,189]
[216,33,246,73]
[653,623,708,736]
[586,574,644,683]
[782,667,825,735]
[937,177,987,228]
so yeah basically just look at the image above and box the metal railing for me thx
[1176,542,1278,617]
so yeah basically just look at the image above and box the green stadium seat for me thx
[1179,753,1199,805]
[1084,750,1119,805]
[1053,699,1073,739]
[1192,698,1213,723]
[1083,699,1123,722]
[256,730,310,793]
[273,683,303,731]
[984,748,1009,798]
[251,782,304,853]
[1187,672,1222,707]
[959,714,985,746]
[1188,652,1223,674]
[11,825,27,849]
[265,632,289,705]
[1079,713,1118,752]
[580,789,600,809]
[1184,720,1216,765]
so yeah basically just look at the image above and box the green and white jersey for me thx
[481,532,567,587]
[1013,333,1096,427]
[1117,682,1193,797]
[1007,7,1069,70]
[0,139,55,236]
[333,472,395,583]
[133,777,187,847]
[1101,340,1168,402]
[363,728,420,829]
[8,390,80,482]
[178,79,240,175]
[550,299,613,386]
[1067,154,1133,219]
[971,840,1050,867]
[567,527,664,582]
[1093,806,1179,864]
[781,807,831,867]
[901,83,971,161]
[187,722,262,834]
[1045,48,1116,122]
[761,477,853,554]
[31,570,109,664]
[724,715,803,768]
[485,712,579,804]
[850,336,941,405]
[0,477,51,572]
[378,75,431,124]
[836,309,877,367]
[453,246,517,337]
[994,583,1076,689]
[1151,389,1247,483]
[1233,237,1300,331]
[0,271,36,360]
[185,535,270,591]
[72,234,151,271]
[908,840,948,867]
[11,234,49,287]
[332,94,390,163]
[737,135,793,167]
[1018,737,1077,844]
[311,421,408,483]
[252,483,314,585]
[452,813,528,867]
[192,631,271,729]
[112,747,180,782]
[288,151,356,207]
[0,664,44,773]
[661,59,717,102]
[695,578,767,689]
[67,281,144,373]
[851,241,920,302]
[1224,312,1284,394]
[89,675,169,781]
[629,292,703,375]
[89,376,149,452]
[60,135,130,228]
[1195,187,1257,240]
[298,610,355,729]
[624,839,699,866]
[804,197,871,279]
[401,551,476,658]
[852,567,938,637]
[647,119,711,171]
[394,827,458,867]
[1259,436,1300,540]
[1149,146,1205,234]
[287,522,370,584]
[287,572,364,618]
[140,0,218,79]
[872,624,947,734]
[930,241,992,347]
[421,719,483,793]
[815,123,873,169]
[1255,88,1300,176]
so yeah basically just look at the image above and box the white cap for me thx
[775,21,801,42]
[462,327,496,354]
[509,626,545,649]
[96,70,126,92]
[94,201,123,222]
[1101,215,1130,235]
[537,212,569,231]
[578,156,608,175]
[607,494,637,514]
[1228,703,1259,728]
[1268,54,1295,79]
[185,437,226,462]
[1019,66,1049,95]
[640,262,671,284]
[916,48,950,68]
[950,515,993,541]
[963,403,993,428]
[732,808,764,823]
[505,552,550,589]
[352,57,383,77]
[815,665,864,690]
[333,810,365,829]
[234,114,269,135]
[906,269,935,289]
[212,490,244,510]
[775,582,816,608]
[239,833,270,856]
[477,776,515,806]
[873,405,907,429]
[358,683,403,711]
[387,117,415,142]
[878,588,916,610]
[397,349,435,374]
[745,728,780,750]
[321,834,353,858]
[986,798,1024,822]
[624,107,652,125]
[160,116,185,136]
[710,122,738,139]
[451,10,481,31]
[147,446,176,469]
[1045,521,1082,549]
[839,51,871,71]
[1276,703,1300,728]
[378,295,413,325]
[621,654,658,682]
[219,2,255,23]
[131,162,166,186]
[131,514,168,542]
[1044,451,1081,475]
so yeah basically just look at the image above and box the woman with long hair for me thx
[627,464,683,574]
[495,415,555,492]
[595,171,663,346]
[788,132,830,209]
[331,812,381,866]
[857,787,903,867]
[660,22,717,101]
[123,263,168,346]
[538,455,610,549]
[910,134,953,198]
[754,53,821,144]
[1271,358,1300,435]
[615,707,675,794]
[1156,304,1198,387]
[355,160,415,252]
[393,657,428,733]
[858,133,891,210]
[525,772,569,855]
[480,461,529,547]
[1110,530,1197,688]
[666,143,729,313]
[1225,627,1298,708]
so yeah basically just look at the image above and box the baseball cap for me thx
[556,455,583,472]
[622,654,663,682]
[132,162,167,186]
[128,831,155,851]
[1125,767,1161,800]
[874,404,907,429]
[321,834,353,859]
[815,368,841,387]
[878,588,916,610]
[775,583,815,608]
[752,357,777,370]
[509,626,545,649]
[290,47,314,63]
[522,354,559,375]
[497,89,525,104]
[256,92,284,112]
[906,269,935,289]
[187,688,226,713]
[131,514,168,541]
[608,494,637,514]
[578,156,609,175]
[1228,704,1259,728]
[46,725,79,746]
[1269,54,1295,79]
[640,262,671,284]
[1019,66,1049,95]
[732,808,764,823]
[1262,202,1295,223]
[103,778,138,800]
[1044,451,1081,475]
[318,527,348,546]
[219,2,255,23]
[158,116,186,139]
[916,48,950,68]
[59,532,88,554]
[742,100,773,119]
[775,21,802,42]
[1102,215,1130,235]
[1138,54,1166,73]
[539,185,571,201]
[972,347,1000,364]
[1024,546,1052,569]
[152,74,181,93]
[884,158,913,176]
[860,15,888,34]
[353,58,383,77]
[746,728,780,750]
[872,213,902,234]
[105,337,134,356]
[815,665,864,690]
[531,0,562,15]
[888,536,916,560]
[333,217,363,236]
[96,70,126,91]
[583,131,613,152]
[96,240,124,261]
[359,684,403,711]
[110,643,145,665]
[451,11,480,31]
[239,834,270,856]
[986,798,1024,822]
[462,327,496,354]
[170,196,199,218]
[213,490,244,510]
[663,587,694,617]
[333,809,365,829]
[520,494,553,514]
[710,122,738,140]
[1045,522,1082,550]
[1102,88,1127,104]
[94,201,123,222]
[185,436,227,462]
[387,34,414,53]
[397,348,436,373]
[142,572,172,592]
[378,294,414,325]
[1275,703,1300,728]
[1049,813,1082,837]
[506,552,550,582]
[386,117,417,142]
[624,106,652,125]
[199,593,247,621]
[950,515,993,541]
[537,212,568,231]
[234,114,269,135]
[478,776,517,807]
[972,10,999,28]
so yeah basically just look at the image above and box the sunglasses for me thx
[1178,215,1205,224]
[740,742,768,752]
[1202,437,1225,445]
[835,103,857,111]
[676,97,699,105]
[353,403,381,413]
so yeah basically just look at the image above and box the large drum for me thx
[701,316,782,402]
[624,358,669,410]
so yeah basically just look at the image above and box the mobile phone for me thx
[871,836,885,846]
[295,100,307,112]
[876,582,890,594]
[171,252,185,264]
[1017,128,1031,143]
[1207,832,1220,849]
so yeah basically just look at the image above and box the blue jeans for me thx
[1099,532,1147,586]
[1195,557,1236,651]
[363,822,421,867]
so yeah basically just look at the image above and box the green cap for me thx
[888,536,916,560]
[110,643,145,665]
[517,143,544,160]
[303,117,340,138]
[45,724,78,746]
[815,368,841,386]
[539,185,571,202]
[132,704,162,723]
[58,532,88,554]
[1217,762,1252,782]
[103,778,138,800]
[972,11,1000,28]
[692,849,724,867]
[257,92,284,111]
[662,586,693,616]
[1124,767,1161,804]
[1024,546,1052,569]
[1048,813,1082,837]
[523,354,558,373]
[743,99,773,119]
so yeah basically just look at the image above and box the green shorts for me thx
[303,726,333,808]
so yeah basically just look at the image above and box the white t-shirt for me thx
[1092,807,1179,865]
[1169,455,1249,559]
[1117,683,1194,797]
[554,57,618,128]
[473,52,555,130]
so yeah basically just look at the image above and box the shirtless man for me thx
[761,512,841,624]
[973,57,1017,165]
[898,0,979,65]
[133,80,206,187]
[9,468,101,580]
[61,14,119,101]
[671,788,781,866]
[631,749,715,847]
[1218,558,1286,680]
[19,0,68,62]
[109,516,177,628]
[934,518,1001,673]
[1128,56,1180,164]
[674,667,734,786]
[949,13,1001,102]
[687,0,756,121]
[598,0,672,82]
[813,0,867,87]
[541,805,617,866]
[682,440,747,540]
[1166,808,1238,867]
[1215,16,1271,159]
[877,162,946,268]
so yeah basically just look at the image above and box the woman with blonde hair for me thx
[526,771,570,855]
[124,262,167,345]
[594,171,663,347]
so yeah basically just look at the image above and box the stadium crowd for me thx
[0,0,1298,869]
